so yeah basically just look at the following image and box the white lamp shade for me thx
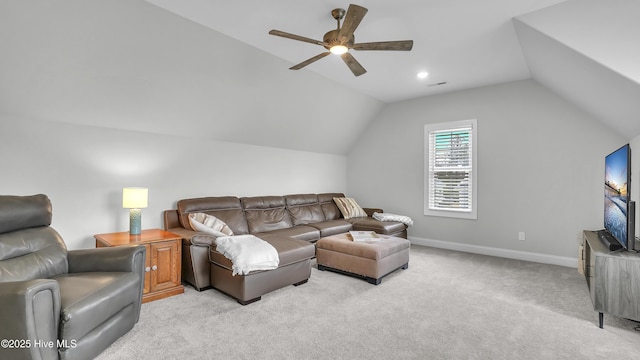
[122,187,148,209]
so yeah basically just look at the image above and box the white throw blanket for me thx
[215,235,279,276]
[372,212,414,227]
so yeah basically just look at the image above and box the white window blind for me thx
[425,120,477,219]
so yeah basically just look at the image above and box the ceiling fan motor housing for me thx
[323,29,354,50]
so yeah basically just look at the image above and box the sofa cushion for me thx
[347,217,407,235]
[333,197,368,219]
[189,213,234,237]
[215,235,279,275]
[318,193,345,220]
[178,197,249,235]
[285,194,325,225]
[261,235,316,266]
[254,225,320,242]
[210,235,314,271]
[242,196,293,233]
[307,220,353,237]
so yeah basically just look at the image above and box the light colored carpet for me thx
[97,245,640,360]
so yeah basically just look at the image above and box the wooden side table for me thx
[95,229,184,303]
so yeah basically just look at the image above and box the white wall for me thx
[1,0,635,262]
[0,115,347,249]
[0,0,366,250]
[347,80,626,263]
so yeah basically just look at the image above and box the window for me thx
[424,119,477,219]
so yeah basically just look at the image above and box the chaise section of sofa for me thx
[164,196,250,291]
[317,193,408,238]
[163,192,408,303]
[209,233,315,304]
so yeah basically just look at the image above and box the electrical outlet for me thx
[518,232,526,241]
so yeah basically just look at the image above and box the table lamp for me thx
[122,187,148,235]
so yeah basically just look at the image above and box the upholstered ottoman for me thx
[316,233,410,285]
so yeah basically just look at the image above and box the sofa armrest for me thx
[191,233,217,247]
[363,208,383,217]
[167,227,197,241]
[0,279,60,360]
[163,209,181,230]
[167,227,216,247]
[68,245,146,274]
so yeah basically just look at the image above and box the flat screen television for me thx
[603,144,632,250]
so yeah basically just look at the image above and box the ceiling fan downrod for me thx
[331,8,346,30]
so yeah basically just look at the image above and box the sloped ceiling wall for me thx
[0,0,383,155]
[2,0,638,154]
[514,0,640,140]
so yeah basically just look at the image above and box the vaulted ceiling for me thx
[145,0,566,103]
[145,0,640,140]
[1,0,638,156]
[514,0,640,139]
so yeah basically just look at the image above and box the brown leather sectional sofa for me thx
[163,193,407,304]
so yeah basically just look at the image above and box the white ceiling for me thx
[144,0,567,103]
[144,0,640,140]
[2,0,637,156]
[513,0,640,140]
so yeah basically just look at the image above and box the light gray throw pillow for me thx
[189,212,234,237]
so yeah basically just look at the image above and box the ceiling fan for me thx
[268,4,413,77]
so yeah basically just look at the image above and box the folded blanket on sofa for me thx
[372,212,414,227]
[215,235,280,276]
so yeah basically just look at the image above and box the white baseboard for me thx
[409,236,578,268]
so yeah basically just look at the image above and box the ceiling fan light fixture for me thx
[417,71,429,79]
[330,45,348,55]
[268,4,413,76]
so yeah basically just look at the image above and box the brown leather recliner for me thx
[0,194,146,360]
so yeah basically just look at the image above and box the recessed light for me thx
[417,71,429,79]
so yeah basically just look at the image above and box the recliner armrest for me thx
[0,279,60,360]
[68,245,146,274]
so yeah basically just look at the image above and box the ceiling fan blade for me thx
[340,52,367,76]
[353,40,414,51]
[338,4,368,42]
[290,52,331,70]
[269,29,326,47]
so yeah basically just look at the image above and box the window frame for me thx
[424,119,477,219]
